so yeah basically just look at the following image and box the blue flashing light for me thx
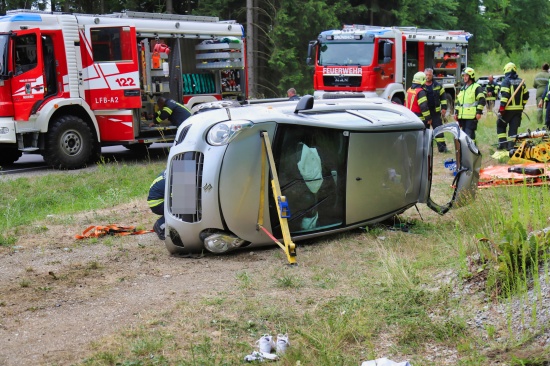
[0,14,42,22]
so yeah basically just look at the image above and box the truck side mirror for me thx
[306,41,316,66]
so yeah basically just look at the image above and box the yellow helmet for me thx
[461,67,475,81]
[503,62,517,73]
[412,71,426,85]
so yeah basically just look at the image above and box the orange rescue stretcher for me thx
[478,163,549,188]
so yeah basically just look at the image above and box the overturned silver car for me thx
[164,96,481,260]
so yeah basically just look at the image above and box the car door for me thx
[424,123,482,214]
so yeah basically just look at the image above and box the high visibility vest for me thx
[456,83,481,119]
[406,87,423,114]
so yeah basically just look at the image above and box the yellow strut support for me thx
[257,131,297,264]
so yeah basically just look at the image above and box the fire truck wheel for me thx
[44,115,94,169]
[0,147,23,166]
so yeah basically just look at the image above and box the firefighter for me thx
[539,85,550,129]
[424,68,448,152]
[533,63,549,124]
[454,67,485,141]
[406,71,431,126]
[484,75,500,113]
[149,97,191,128]
[497,62,529,150]
[147,170,166,241]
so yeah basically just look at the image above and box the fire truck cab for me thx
[0,10,246,169]
[307,25,471,112]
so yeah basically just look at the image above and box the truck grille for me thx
[323,75,362,87]
[169,151,204,222]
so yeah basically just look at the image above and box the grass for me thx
[3,112,550,365]
[0,161,166,233]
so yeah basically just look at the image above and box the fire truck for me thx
[307,25,472,110]
[0,10,247,169]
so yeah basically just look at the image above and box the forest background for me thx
[1,0,548,98]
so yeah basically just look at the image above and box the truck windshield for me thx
[318,42,374,66]
[0,35,9,76]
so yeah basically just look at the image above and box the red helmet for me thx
[153,43,170,55]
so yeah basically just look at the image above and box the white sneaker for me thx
[276,333,290,354]
[256,334,275,353]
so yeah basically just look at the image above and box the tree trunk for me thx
[246,0,256,98]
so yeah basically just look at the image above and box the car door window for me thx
[270,124,347,235]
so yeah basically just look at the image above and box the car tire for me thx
[44,115,94,169]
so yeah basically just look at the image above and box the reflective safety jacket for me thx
[455,82,486,119]
[424,80,447,113]
[147,171,166,209]
[154,99,192,127]
[500,73,529,111]
[484,81,499,101]
[406,84,431,122]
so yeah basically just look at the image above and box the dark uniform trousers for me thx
[497,110,522,150]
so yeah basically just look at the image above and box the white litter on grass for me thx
[361,357,411,366]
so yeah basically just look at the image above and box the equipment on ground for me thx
[506,129,550,164]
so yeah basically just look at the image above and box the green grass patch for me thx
[0,161,165,232]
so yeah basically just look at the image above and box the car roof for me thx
[190,96,426,132]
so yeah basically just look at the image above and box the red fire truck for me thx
[0,10,247,169]
[307,25,472,110]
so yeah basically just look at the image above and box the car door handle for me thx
[32,86,43,91]
[356,177,362,181]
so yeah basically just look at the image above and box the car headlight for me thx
[207,120,253,146]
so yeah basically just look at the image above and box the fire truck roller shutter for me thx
[168,39,183,102]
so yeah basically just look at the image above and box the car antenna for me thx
[294,95,314,113]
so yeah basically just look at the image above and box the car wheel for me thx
[44,115,94,169]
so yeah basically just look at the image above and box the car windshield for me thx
[0,34,9,76]
[318,42,374,66]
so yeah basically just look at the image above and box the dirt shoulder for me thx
[0,200,278,365]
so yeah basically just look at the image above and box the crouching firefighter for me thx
[406,72,432,126]
[147,170,167,241]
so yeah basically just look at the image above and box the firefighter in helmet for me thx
[406,71,431,126]
[454,67,485,141]
[149,97,191,128]
[498,62,529,150]
[424,68,448,152]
